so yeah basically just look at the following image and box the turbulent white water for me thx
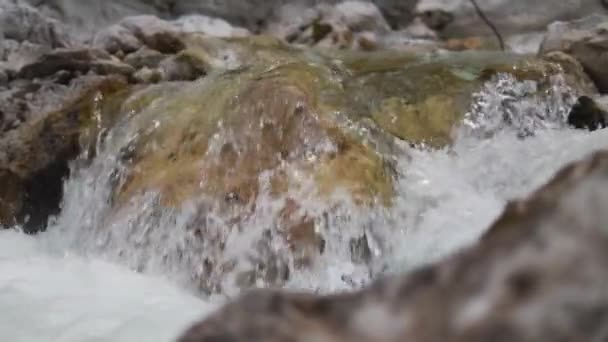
[2,73,608,341]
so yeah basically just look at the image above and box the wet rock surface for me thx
[42,37,591,295]
[568,95,608,130]
[540,14,608,93]
[179,149,608,342]
[0,74,128,230]
[0,7,598,283]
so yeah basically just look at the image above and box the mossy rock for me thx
[107,40,598,210]
[114,59,395,209]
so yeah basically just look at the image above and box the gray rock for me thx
[0,0,72,47]
[23,1,417,34]
[1,40,51,70]
[172,14,250,37]
[505,32,547,54]
[0,0,74,71]
[22,0,164,41]
[17,48,135,79]
[133,66,162,83]
[158,50,208,81]
[123,46,166,69]
[93,15,185,55]
[415,0,608,38]
[173,0,417,31]
[179,150,608,342]
[267,1,392,50]
[540,14,608,93]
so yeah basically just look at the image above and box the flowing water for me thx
[2,72,608,342]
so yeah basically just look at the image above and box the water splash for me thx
[3,65,608,342]
[461,73,578,139]
[35,70,603,300]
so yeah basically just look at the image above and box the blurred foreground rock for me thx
[179,149,608,342]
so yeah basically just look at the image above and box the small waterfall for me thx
[32,71,604,300]
[3,65,608,342]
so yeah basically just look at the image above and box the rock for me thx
[0,0,75,71]
[0,0,72,48]
[568,95,608,130]
[334,1,391,32]
[123,46,166,69]
[19,0,419,36]
[56,36,593,296]
[266,1,392,50]
[17,48,135,80]
[93,15,185,55]
[415,0,607,39]
[505,32,546,54]
[171,0,418,32]
[172,14,250,37]
[540,14,608,93]
[133,66,162,84]
[0,74,129,230]
[372,0,418,29]
[157,50,209,81]
[179,149,608,342]
[1,40,52,71]
[23,0,164,40]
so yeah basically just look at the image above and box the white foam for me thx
[0,230,214,342]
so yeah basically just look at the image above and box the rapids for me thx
[2,74,608,341]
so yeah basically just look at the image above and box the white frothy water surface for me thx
[2,73,608,341]
[0,230,215,342]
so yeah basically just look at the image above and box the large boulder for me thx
[540,14,608,93]
[44,35,596,296]
[178,148,608,342]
